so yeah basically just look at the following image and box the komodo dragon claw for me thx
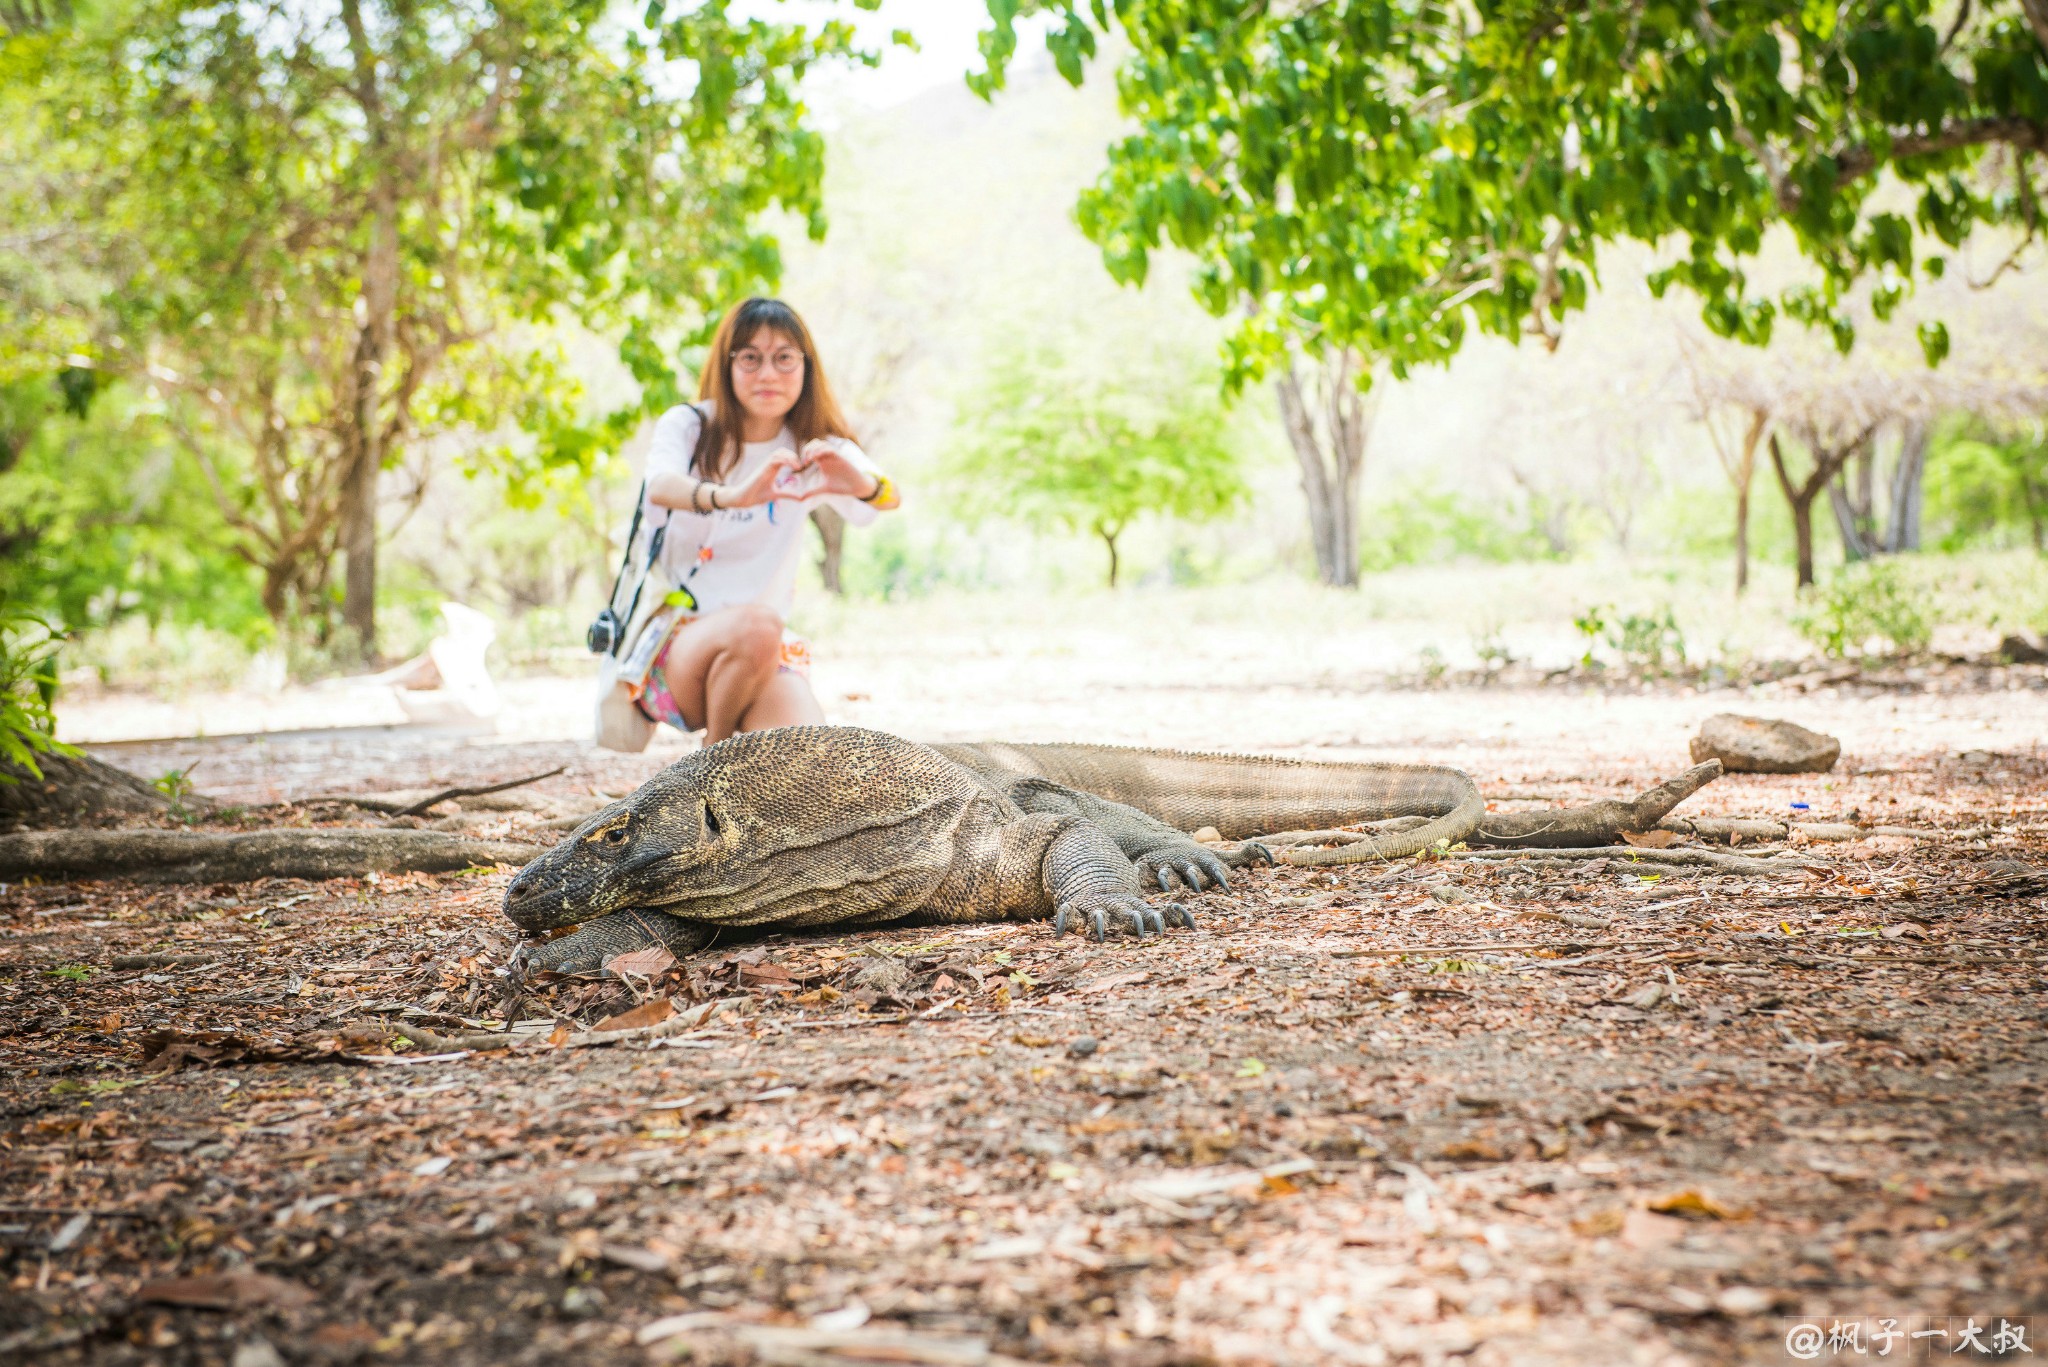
[1136,844,1234,894]
[1054,896,1195,941]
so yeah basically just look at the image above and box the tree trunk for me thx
[1772,434,1820,589]
[340,192,398,658]
[1733,478,1752,594]
[1789,491,1817,588]
[0,752,174,830]
[1828,479,1872,562]
[810,506,845,595]
[2023,478,2047,552]
[2022,0,2048,57]
[1773,428,1873,589]
[338,1,399,660]
[1885,421,1927,553]
[1731,408,1765,595]
[1828,436,1879,561]
[1275,349,1373,588]
[1098,524,1122,588]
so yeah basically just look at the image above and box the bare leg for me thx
[657,604,786,743]
[739,671,825,732]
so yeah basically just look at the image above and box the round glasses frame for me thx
[730,348,806,375]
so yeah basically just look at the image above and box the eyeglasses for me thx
[731,348,806,375]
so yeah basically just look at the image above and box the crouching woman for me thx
[621,297,899,743]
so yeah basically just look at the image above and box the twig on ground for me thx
[560,998,744,1048]
[390,768,568,819]
[370,1022,522,1053]
[1330,938,1674,959]
[296,767,567,816]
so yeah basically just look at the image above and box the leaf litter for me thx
[1,738,2045,1364]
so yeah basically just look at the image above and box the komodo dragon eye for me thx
[603,827,628,844]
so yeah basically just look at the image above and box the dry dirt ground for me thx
[6,666,2047,1366]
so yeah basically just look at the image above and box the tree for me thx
[1677,332,1772,593]
[949,353,1249,587]
[1830,423,1932,559]
[3,0,880,655]
[972,1,2048,396]
[1275,348,1376,588]
[1772,422,1882,590]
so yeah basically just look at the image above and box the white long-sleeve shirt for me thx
[641,401,884,618]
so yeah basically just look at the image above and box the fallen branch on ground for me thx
[369,1022,523,1053]
[109,953,216,971]
[1473,762,1722,847]
[0,828,537,883]
[300,767,567,816]
[1449,845,1822,875]
[1665,817,1968,844]
[560,998,744,1048]
[390,767,567,818]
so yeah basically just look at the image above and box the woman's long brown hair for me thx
[690,298,856,481]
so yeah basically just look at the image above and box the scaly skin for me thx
[503,728,1216,973]
[504,727,1485,971]
[935,741,1484,866]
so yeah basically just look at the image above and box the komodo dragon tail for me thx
[935,742,1484,865]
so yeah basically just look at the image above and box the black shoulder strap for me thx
[598,403,708,652]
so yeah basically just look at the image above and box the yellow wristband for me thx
[860,474,896,506]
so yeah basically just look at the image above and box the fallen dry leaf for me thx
[137,1271,317,1310]
[1647,1189,1745,1220]
[590,995,674,1034]
[601,943,678,978]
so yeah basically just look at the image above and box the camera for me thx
[586,607,623,656]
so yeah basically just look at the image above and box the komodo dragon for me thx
[504,726,1483,973]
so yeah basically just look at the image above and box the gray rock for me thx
[1689,714,1841,774]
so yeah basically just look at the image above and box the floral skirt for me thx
[623,606,812,733]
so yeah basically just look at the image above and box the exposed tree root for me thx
[0,828,538,884]
[0,752,180,829]
[1473,761,1723,847]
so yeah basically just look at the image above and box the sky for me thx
[741,0,1055,112]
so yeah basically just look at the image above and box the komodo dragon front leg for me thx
[1005,778,1271,894]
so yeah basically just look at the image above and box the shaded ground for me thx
[4,682,2046,1365]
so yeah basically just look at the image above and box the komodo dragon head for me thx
[502,726,976,934]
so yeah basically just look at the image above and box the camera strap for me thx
[599,401,709,657]
[599,492,667,658]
